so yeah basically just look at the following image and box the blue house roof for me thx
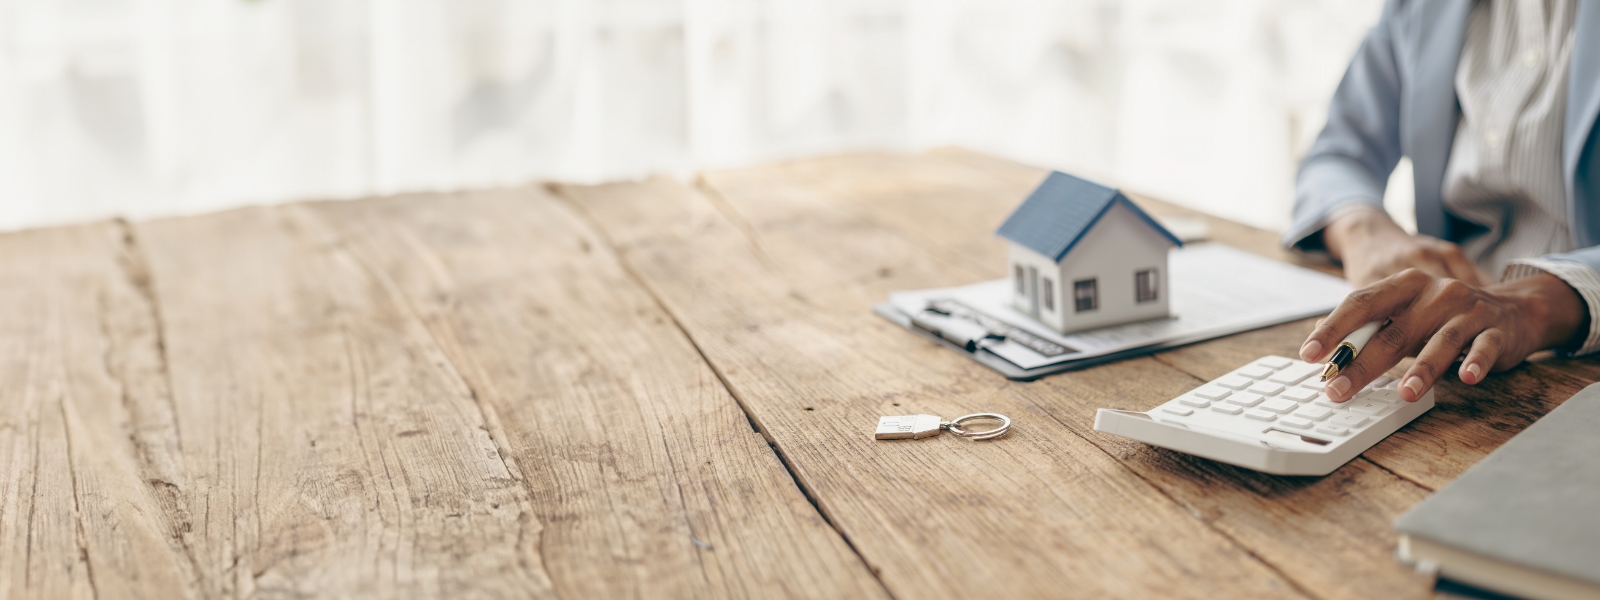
[995,171,1182,262]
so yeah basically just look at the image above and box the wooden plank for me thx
[0,223,197,599]
[690,153,1436,599]
[305,188,887,599]
[131,206,552,597]
[561,177,1308,599]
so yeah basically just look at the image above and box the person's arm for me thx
[1323,207,1491,287]
[1282,0,1405,256]
[1283,1,1491,287]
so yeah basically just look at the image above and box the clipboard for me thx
[873,243,1350,381]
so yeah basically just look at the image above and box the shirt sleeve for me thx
[1501,258,1600,356]
[1283,0,1405,254]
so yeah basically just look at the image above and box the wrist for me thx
[1324,206,1404,261]
[1491,273,1588,351]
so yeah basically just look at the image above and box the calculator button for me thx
[1260,399,1298,414]
[1371,376,1398,389]
[1244,409,1277,422]
[1236,365,1273,379]
[1256,356,1293,369]
[1211,404,1244,415]
[1178,396,1211,408]
[1301,379,1328,391]
[1329,413,1368,428]
[1292,406,1334,421]
[1362,390,1400,405]
[1348,400,1390,416]
[1279,416,1313,429]
[1280,388,1319,402]
[1313,396,1344,408]
[1247,382,1286,396]
[1216,375,1253,390]
[1224,392,1264,407]
[1268,363,1321,385]
[1194,386,1232,401]
[1162,405,1194,416]
[1315,424,1350,437]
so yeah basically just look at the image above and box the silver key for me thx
[874,414,943,439]
[874,413,1011,441]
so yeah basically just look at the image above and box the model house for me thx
[995,171,1182,334]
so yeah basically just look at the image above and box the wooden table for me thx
[3,150,1591,599]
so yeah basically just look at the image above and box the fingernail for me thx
[1301,340,1323,362]
[1328,376,1351,401]
[1464,362,1482,383]
[1402,376,1425,401]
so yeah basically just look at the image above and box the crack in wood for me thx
[552,185,897,599]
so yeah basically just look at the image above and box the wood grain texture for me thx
[5,148,1594,599]
[0,223,196,599]
[691,152,1437,599]
[305,187,887,599]
[561,177,1307,599]
[131,206,551,598]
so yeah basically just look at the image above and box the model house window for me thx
[1073,279,1098,312]
[1015,264,1025,293]
[1136,268,1158,303]
[1042,277,1054,311]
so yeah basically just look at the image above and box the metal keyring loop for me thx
[943,413,1011,440]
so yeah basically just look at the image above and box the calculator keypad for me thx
[1153,355,1409,445]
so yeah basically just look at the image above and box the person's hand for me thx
[1323,208,1492,288]
[1299,268,1587,403]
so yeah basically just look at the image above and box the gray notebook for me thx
[1394,382,1600,599]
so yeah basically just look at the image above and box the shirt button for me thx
[1524,50,1542,67]
[1486,130,1503,147]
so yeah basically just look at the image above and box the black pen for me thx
[1321,321,1383,382]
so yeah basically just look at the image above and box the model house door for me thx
[1026,266,1040,317]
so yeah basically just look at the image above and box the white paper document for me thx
[885,243,1351,370]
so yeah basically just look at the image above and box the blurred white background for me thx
[0,0,1397,232]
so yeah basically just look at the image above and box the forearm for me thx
[1322,205,1404,262]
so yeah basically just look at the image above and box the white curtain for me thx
[0,0,1382,232]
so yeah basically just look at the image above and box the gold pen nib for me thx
[1320,362,1340,382]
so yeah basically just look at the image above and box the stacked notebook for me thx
[1394,383,1600,600]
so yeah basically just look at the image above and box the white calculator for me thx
[1094,355,1434,476]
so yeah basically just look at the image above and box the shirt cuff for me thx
[1502,258,1600,356]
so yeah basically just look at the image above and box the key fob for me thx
[874,414,943,440]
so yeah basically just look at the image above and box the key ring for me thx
[942,413,1011,440]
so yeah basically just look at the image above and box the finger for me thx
[1325,316,1420,402]
[1399,315,1482,401]
[1459,329,1508,385]
[1300,269,1429,363]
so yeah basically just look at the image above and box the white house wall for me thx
[1007,242,1070,329]
[1053,202,1172,332]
